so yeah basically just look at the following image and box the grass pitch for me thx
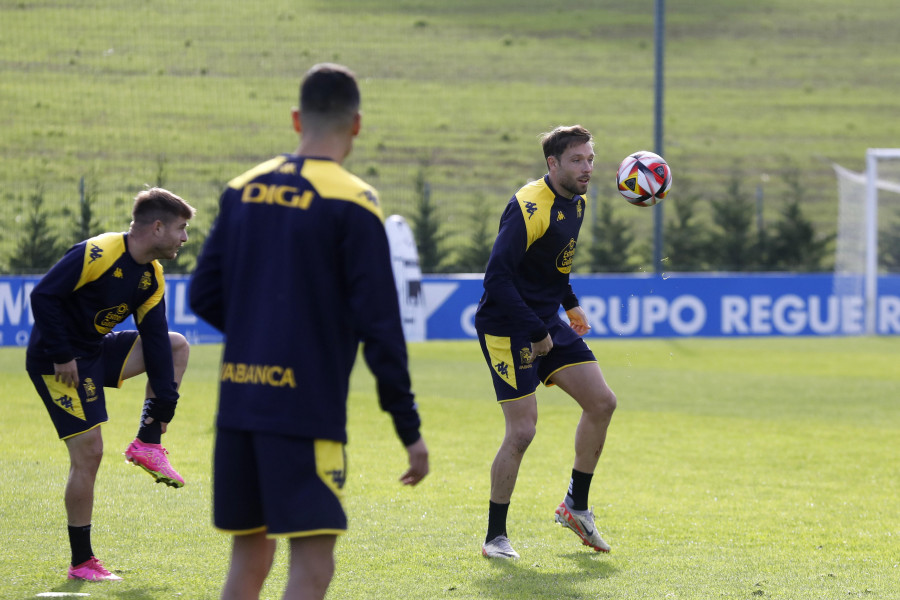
[1,337,898,599]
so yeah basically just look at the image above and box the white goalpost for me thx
[832,148,900,334]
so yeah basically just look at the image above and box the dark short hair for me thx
[541,125,593,162]
[132,187,196,225]
[299,63,360,130]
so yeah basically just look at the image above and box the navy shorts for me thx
[477,315,597,402]
[213,428,347,538]
[27,331,140,439]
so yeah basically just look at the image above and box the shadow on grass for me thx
[27,579,173,600]
[476,552,618,599]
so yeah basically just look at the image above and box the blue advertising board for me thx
[422,273,900,339]
[0,275,223,347]
[2,273,899,346]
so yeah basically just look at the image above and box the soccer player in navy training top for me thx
[190,63,429,600]
[475,126,618,559]
[26,187,195,581]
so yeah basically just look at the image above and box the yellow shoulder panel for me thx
[301,159,384,223]
[227,156,289,190]
[515,179,555,251]
[75,233,126,291]
[135,261,165,324]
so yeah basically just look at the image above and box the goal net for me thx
[832,148,900,334]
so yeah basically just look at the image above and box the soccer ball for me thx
[616,151,672,207]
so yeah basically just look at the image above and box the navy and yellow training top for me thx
[475,175,584,342]
[27,233,179,404]
[189,154,421,446]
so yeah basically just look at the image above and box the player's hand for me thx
[53,359,80,389]
[566,306,592,336]
[530,334,553,362]
[400,437,429,486]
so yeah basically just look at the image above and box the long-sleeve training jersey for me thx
[475,175,585,342]
[27,233,179,404]
[189,154,421,446]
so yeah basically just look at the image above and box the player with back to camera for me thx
[189,63,429,600]
[475,125,617,559]
[26,187,196,581]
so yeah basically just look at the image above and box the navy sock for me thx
[566,469,593,511]
[486,501,510,543]
[68,524,93,566]
[137,398,161,444]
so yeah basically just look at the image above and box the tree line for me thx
[6,165,900,276]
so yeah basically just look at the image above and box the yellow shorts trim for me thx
[268,528,345,539]
[116,336,141,388]
[60,421,105,441]
[541,360,598,386]
[217,525,268,536]
[498,391,537,404]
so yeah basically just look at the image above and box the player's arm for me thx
[29,243,85,366]
[341,205,428,481]
[482,201,547,342]
[135,286,179,422]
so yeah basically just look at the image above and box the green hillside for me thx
[1,0,898,269]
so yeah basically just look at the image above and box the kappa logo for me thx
[358,189,379,206]
[325,468,346,490]
[113,268,123,278]
[494,360,510,379]
[278,162,297,175]
[556,210,565,221]
[52,393,86,420]
[88,243,103,263]
[54,394,75,411]
[524,201,538,220]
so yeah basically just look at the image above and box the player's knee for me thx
[507,422,537,452]
[604,388,617,414]
[69,437,103,472]
[586,388,617,419]
[308,557,334,592]
[169,332,190,367]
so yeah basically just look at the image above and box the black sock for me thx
[68,524,94,566]
[486,501,510,543]
[566,469,593,511]
[137,398,162,444]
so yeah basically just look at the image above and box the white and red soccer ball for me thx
[616,151,672,207]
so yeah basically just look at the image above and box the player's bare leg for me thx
[483,396,537,558]
[122,332,191,394]
[221,531,276,600]
[549,362,616,552]
[284,535,337,600]
[551,363,616,473]
[490,395,538,504]
[64,428,103,528]
[64,427,123,580]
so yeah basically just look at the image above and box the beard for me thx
[559,174,588,197]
